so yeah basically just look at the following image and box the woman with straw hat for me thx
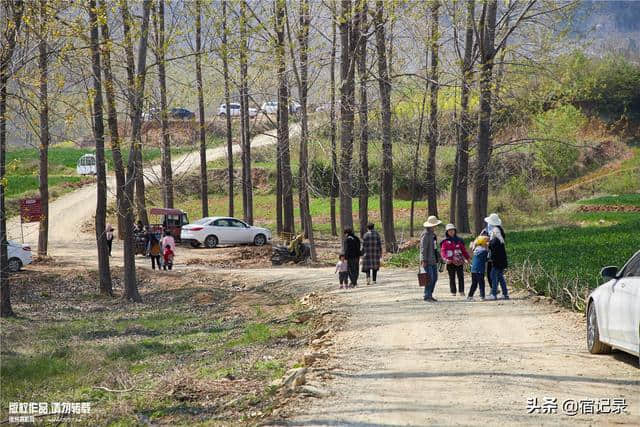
[420,215,442,302]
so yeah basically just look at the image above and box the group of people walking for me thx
[104,222,176,271]
[336,223,383,288]
[334,214,509,301]
[420,213,509,302]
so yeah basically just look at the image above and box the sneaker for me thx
[486,294,497,301]
[458,292,465,297]
[480,296,486,301]
[502,295,510,300]
[429,297,438,302]
[466,296,473,301]
[339,285,344,289]
[372,281,377,285]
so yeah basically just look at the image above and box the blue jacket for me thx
[470,249,488,274]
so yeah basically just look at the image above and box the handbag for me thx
[418,267,430,287]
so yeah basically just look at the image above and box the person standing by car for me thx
[149,235,162,270]
[161,229,175,253]
[488,226,509,300]
[441,224,470,296]
[105,223,114,257]
[343,228,362,288]
[420,216,442,302]
[361,223,383,285]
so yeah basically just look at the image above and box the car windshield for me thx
[194,218,211,225]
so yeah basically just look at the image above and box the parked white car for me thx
[261,101,278,114]
[7,240,32,272]
[218,103,257,118]
[587,249,640,364]
[181,217,271,248]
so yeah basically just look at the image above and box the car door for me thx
[228,219,252,243]
[210,219,230,244]
[607,252,640,349]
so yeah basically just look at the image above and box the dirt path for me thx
[6,126,294,245]
[248,268,640,426]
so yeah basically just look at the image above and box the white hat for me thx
[445,223,456,232]
[484,213,502,226]
[423,216,442,228]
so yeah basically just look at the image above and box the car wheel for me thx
[8,257,22,273]
[204,235,218,249]
[587,302,611,354]
[254,234,266,246]
[190,241,201,248]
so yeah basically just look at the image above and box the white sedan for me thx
[7,240,33,272]
[181,217,272,248]
[587,249,640,364]
[218,103,257,118]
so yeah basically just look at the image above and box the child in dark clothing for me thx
[163,245,174,271]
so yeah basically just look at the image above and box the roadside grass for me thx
[0,268,317,424]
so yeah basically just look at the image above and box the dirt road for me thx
[251,268,640,426]
[7,126,294,245]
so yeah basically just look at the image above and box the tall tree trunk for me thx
[409,91,427,237]
[0,0,24,318]
[239,0,253,224]
[155,0,173,209]
[222,0,234,217]
[123,0,151,227]
[275,0,294,234]
[329,0,338,236]
[37,0,49,257]
[89,0,113,296]
[99,0,126,240]
[473,0,497,234]
[195,0,206,215]
[356,0,369,238]
[339,0,355,232]
[297,0,316,260]
[425,0,440,217]
[120,0,152,302]
[455,0,474,233]
[374,0,396,252]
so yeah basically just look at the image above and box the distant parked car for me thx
[7,240,32,272]
[587,249,640,364]
[77,153,98,175]
[261,101,278,114]
[181,216,271,248]
[289,101,301,114]
[141,107,160,121]
[169,107,195,120]
[218,103,257,118]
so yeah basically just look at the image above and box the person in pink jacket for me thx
[161,229,175,253]
[441,223,470,296]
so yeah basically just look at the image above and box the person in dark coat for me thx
[487,226,509,300]
[361,223,383,285]
[343,228,361,288]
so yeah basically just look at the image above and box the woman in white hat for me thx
[480,213,505,287]
[420,216,442,302]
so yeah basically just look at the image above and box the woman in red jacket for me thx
[441,224,470,296]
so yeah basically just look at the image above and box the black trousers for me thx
[107,239,112,256]
[163,262,172,271]
[338,272,349,285]
[364,269,378,281]
[151,255,161,270]
[347,257,359,286]
[447,264,464,293]
[468,272,485,298]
